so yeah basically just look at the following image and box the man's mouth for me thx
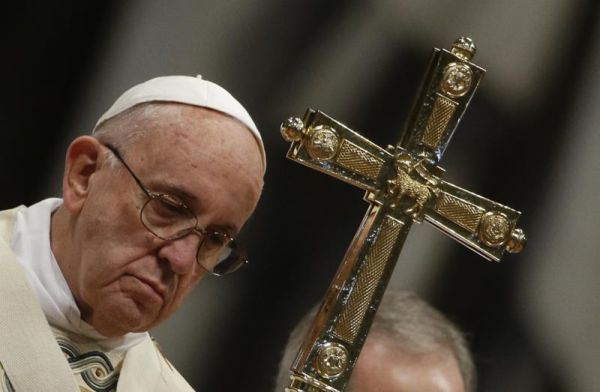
[130,274,167,301]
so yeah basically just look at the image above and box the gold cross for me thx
[280,37,526,392]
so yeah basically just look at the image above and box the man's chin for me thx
[88,298,161,336]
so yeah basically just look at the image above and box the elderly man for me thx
[0,76,265,391]
[275,290,475,392]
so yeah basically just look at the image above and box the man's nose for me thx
[157,233,202,274]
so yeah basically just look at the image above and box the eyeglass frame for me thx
[102,143,248,276]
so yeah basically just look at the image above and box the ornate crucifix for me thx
[279,37,527,392]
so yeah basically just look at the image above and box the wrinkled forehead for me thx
[101,103,258,164]
[132,104,264,184]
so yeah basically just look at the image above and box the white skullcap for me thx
[93,75,266,173]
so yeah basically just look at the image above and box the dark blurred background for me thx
[2,1,598,391]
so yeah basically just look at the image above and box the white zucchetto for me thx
[93,75,266,172]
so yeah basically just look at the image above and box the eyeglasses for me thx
[103,144,248,276]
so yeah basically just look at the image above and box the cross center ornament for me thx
[280,37,526,392]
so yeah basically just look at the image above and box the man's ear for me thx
[62,136,104,213]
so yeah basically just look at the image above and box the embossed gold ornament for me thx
[316,343,349,379]
[280,37,527,392]
[440,62,473,98]
[478,212,511,247]
[306,126,340,160]
[387,152,439,217]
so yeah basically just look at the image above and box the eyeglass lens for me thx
[140,196,247,275]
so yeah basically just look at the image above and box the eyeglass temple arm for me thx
[103,143,153,198]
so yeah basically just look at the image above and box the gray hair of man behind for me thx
[274,290,476,392]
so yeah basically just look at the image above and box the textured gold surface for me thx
[434,192,485,233]
[421,94,458,149]
[332,217,403,343]
[335,139,385,181]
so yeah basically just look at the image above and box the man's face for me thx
[63,105,263,337]
[350,333,465,392]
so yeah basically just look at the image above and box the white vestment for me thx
[0,200,194,391]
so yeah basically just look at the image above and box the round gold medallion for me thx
[306,126,340,161]
[440,62,473,98]
[479,212,511,247]
[316,342,349,379]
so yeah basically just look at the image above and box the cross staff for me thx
[279,37,526,392]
